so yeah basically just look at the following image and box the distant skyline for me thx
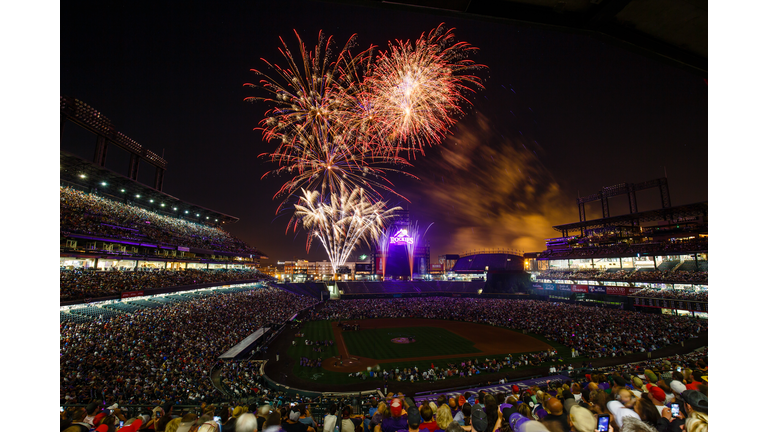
[60,0,707,264]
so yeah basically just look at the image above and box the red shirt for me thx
[419,420,440,432]
[685,380,702,390]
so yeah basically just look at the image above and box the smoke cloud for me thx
[408,112,579,255]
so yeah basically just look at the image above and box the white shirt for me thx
[606,401,641,428]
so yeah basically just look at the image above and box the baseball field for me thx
[286,318,569,386]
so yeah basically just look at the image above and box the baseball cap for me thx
[644,369,658,383]
[648,386,666,402]
[669,380,687,394]
[512,385,520,394]
[471,407,488,432]
[506,413,529,432]
[568,406,596,432]
[107,403,119,410]
[613,376,626,387]
[680,390,708,414]
[390,398,403,416]
[407,407,421,429]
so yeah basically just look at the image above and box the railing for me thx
[459,249,524,258]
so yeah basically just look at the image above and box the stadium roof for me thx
[327,0,706,76]
[60,151,240,225]
[552,201,708,235]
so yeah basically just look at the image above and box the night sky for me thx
[59,0,708,263]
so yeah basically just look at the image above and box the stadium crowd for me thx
[62,359,708,432]
[347,351,562,383]
[537,238,707,260]
[536,269,707,284]
[628,289,708,302]
[60,288,317,407]
[60,268,271,301]
[60,186,258,254]
[312,298,706,359]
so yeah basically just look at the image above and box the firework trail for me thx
[292,186,401,273]
[405,220,434,278]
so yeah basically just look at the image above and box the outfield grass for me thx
[343,326,481,360]
[286,321,345,382]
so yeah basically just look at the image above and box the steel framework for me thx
[60,96,168,191]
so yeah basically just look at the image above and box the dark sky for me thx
[60,0,708,264]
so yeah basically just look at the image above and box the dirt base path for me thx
[323,318,552,373]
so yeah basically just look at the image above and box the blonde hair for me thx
[165,418,182,432]
[377,402,387,415]
[685,411,708,432]
[429,401,438,416]
[435,405,453,430]
[197,421,220,432]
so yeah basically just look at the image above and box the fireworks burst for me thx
[292,186,401,273]
[364,24,486,157]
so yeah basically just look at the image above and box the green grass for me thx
[343,326,481,360]
[287,321,343,382]
[282,320,580,386]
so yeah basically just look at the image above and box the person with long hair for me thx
[483,395,500,432]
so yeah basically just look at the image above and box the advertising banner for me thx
[588,286,606,294]
[606,286,627,296]
[532,283,543,290]
[121,290,144,299]
[627,287,643,295]
[571,284,588,293]
[556,284,572,291]
[430,264,443,271]
[543,283,555,291]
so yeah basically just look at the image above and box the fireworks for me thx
[364,24,485,157]
[246,24,484,266]
[292,186,402,273]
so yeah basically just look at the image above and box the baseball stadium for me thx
[57,2,709,431]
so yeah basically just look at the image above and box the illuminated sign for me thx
[390,229,414,245]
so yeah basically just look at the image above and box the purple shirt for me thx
[382,416,408,432]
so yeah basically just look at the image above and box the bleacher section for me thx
[677,260,703,272]
[452,253,523,272]
[656,260,679,271]
[336,281,485,294]
[272,283,328,300]
[61,287,262,324]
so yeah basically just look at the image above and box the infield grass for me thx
[343,326,481,360]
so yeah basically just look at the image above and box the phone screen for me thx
[60,406,64,412]
[671,404,679,417]
[214,416,222,423]
[119,420,125,428]
[676,367,681,372]
[597,415,610,432]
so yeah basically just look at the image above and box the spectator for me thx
[435,405,453,432]
[340,406,363,432]
[566,406,595,432]
[418,404,438,432]
[407,407,422,432]
[377,398,407,432]
[237,413,261,432]
[324,404,340,432]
